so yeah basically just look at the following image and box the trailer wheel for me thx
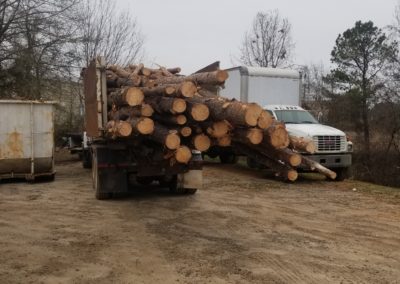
[92,150,112,200]
[168,175,197,195]
[219,153,238,164]
[82,150,92,169]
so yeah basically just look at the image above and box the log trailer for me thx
[83,57,202,200]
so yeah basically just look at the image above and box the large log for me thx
[127,117,154,135]
[205,120,231,138]
[193,134,211,152]
[109,104,154,120]
[233,128,263,145]
[235,143,298,182]
[150,123,181,150]
[186,102,209,121]
[140,81,196,98]
[289,136,317,154]
[152,113,187,126]
[175,146,192,164]
[188,96,263,127]
[252,145,302,167]
[301,156,337,180]
[262,122,290,149]
[257,110,274,129]
[150,70,228,86]
[106,120,132,138]
[108,87,144,107]
[146,96,186,114]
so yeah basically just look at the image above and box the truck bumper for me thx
[302,153,352,169]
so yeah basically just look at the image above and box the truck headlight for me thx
[347,142,353,152]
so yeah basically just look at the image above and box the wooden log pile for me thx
[104,63,336,181]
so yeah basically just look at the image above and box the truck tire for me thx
[82,150,92,169]
[92,150,112,200]
[219,153,238,164]
[333,167,350,182]
[168,175,197,195]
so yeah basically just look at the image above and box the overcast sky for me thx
[118,0,398,73]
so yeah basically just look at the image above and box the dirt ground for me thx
[1,155,400,284]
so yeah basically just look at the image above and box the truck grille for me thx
[313,136,346,152]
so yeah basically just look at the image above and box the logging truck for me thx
[83,57,202,200]
[219,66,352,180]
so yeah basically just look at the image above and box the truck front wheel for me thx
[219,153,238,164]
[333,167,350,181]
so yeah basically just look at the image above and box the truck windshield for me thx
[274,110,318,124]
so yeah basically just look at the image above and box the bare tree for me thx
[239,10,294,68]
[76,0,144,67]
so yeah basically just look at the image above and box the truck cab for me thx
[265,105,352,180]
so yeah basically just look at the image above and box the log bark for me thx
[127,117,154,135]
[235,142,298,182]
[106,120,132,138]
[108,87,144,107]
[188,95,263,127]
[261,122,290,149]
[152,113,187,126]
[150,123,181,150]
[140,81,196,98]
[289,136,316,154]
[167,67,181,74]
[109,104,154,120]
[301,156,337,180]
[151,70,228,86]
[252,145,302,167]
[108,65,141,86]
[145,96,186,114]
[233,128,263,145]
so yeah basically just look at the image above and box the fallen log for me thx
[301,156,337,180]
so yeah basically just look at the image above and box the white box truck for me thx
[219,66,352,180]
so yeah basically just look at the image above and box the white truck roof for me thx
[225,66,300,79]
[265,105,305,111]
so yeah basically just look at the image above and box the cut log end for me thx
[107,120,132,137]
[193,134,211,152]
[216,70,229,82]
[289,153,302,167]
[257,110,274,129]
[286,170,298,182]
[269,125,290,149]
[136,118,155,135]
[180,126,192,137]
[165,86,176,95]
[175,114,187,125]
[141,104,154,117]
[218,135,232,147]
[246,128,263,145]
[207,121,230,138]
[175,146,192,164]
[126,88,144,106]
[172,98,187,114]
[190,103,210,121]
[244,103,263,126]
[180,81,197,97]
[165,131,181,150]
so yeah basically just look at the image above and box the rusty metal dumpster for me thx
[0,100,55,181]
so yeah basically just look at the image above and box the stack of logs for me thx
[105,63,337,181]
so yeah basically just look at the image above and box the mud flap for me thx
[177,170,203,190]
